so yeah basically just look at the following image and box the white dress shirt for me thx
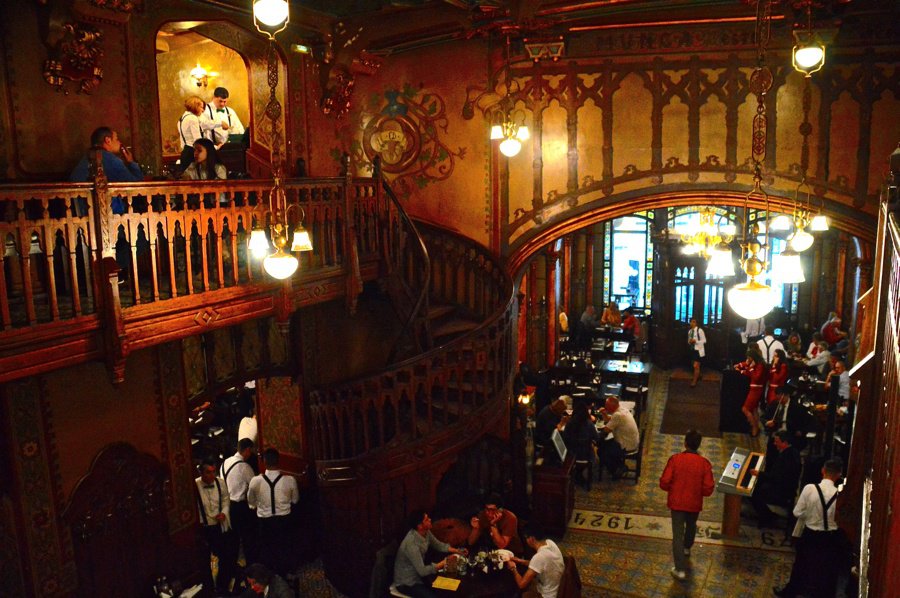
[688,326,706,357]
[204,104,245,146]
[606,408,640,452]
[793,478,839,531]
[756,335,785,364]
[195,476,231,530]
[178,111,223,150]
[248,469,299,518]
[220,452,255,502]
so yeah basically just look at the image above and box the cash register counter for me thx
[716,447,765,537]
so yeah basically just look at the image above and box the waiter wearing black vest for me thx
[220,438,259,566]
[195,457,239,594]
[248,448,299,576]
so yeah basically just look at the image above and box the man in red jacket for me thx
[659,430,715,581]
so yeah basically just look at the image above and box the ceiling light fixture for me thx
[792,1,825,77]
[249,0,312,281]
[490,36,529,158]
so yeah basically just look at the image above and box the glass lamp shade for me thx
[793,44,825,76]
[809,214,829,231]
[727,279,776,320]
[773,250,805,283]
[499,137,522,157]
[707,245,736,277]
[769,214,793,231]
[254,0,289,27]
[490,125,503,140]
[789,228,815,252]
[263,249,298,279]
[516,125,530,141]
[290,228,313,252]
[248,229,270,259]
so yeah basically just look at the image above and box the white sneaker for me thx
[684,548,691,556]
[670,567,687,581]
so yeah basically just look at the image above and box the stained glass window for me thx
[601,213,653,310]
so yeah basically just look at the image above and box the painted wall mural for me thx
[335,85,466,201]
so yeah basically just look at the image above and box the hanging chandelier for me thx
[767,179,828,252]
[677,208,736,277]
[727,184,777,320]
[792,0,825,77]
[248,0,313,280]
[490,36,530,158]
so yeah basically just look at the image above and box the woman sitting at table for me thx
[766,349,789,408]
[177,95,227,174]
[735,350,767,437]
[560,400,599,490]
[600,301,622,327]
[805,332,824,359]
[621,308,639,339]
[785,331,803,357]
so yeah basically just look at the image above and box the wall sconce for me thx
[792,1,825,77]
[189,63,209,87]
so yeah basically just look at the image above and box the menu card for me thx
[432,576,461,591]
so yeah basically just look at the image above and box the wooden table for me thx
[430,569,520,597]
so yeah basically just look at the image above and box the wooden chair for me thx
[558,555,582,598]
[621,432,643,484]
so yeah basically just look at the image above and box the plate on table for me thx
[495,549,514,562]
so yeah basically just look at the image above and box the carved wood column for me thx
[836,234,849,318]
[517,282,527,365]
[527,261,538,367]
[585,231,595,307]
[546,247,559,367]
[562,236,572,316]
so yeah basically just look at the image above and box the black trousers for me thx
[783,528,844,597]
[201,524,239,592]
[258,514,293,576]
[598,438,625,477]
[230,500,259,566]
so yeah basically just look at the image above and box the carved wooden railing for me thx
[307,224,516,597]
[0,166,395,382]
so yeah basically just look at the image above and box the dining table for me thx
[428,567,520,597]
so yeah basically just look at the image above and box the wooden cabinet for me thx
[531,454,575,537]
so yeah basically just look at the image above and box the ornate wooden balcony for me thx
[0,166,397,382]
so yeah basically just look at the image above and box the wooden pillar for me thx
[527,261,538,367]
[585,231,595,307]
[561,236,572,316]
[546,247,559,367]
[836,234,849,318]
[517,281,527,365]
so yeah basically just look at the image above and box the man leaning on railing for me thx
[69,126,143,216]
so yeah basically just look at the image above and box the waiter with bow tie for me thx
[205,87,245,149]
[196,457,239,594]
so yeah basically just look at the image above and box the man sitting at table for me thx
[577,305,599,348]
[763,384,812,463]
[468,493,524,555]
[747,430,802,528]
[534,398,568,455]
[597,396,640,480]
[393,509,466,598]
[506,524,565,598]
[803,341,831,377]
[824,360,850,403]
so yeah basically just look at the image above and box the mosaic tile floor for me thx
[558,367,793,598]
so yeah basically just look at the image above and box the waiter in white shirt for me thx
[196,458,239,594]
[248,448,299,576]
[221,438,259,566]
[205,87,245,148]
[774,458,845,598]
[756,326,785,364]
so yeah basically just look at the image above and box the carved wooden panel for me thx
[62,443,168,598]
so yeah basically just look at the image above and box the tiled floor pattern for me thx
[559,367,791,597]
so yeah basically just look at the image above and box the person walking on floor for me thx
[659,430,714,581]
[687,318,706,387]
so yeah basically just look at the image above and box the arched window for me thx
[601,213,653,310]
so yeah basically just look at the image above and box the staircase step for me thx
[427,304,456,320]
[432,319,480,339]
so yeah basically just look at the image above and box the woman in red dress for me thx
[766,349,789,407]
[735,351,767,437]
